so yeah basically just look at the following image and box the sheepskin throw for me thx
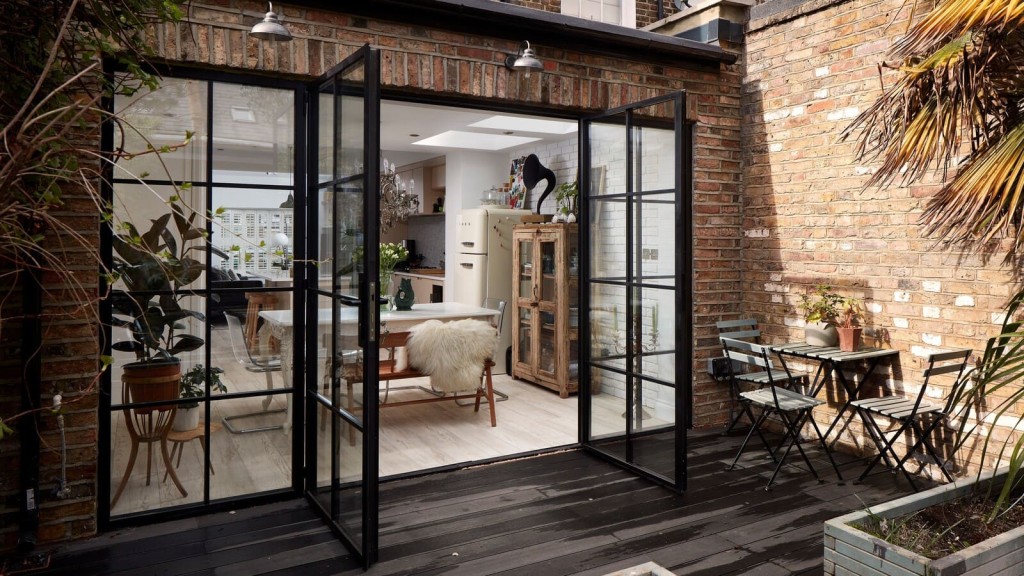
[406,319,497,393]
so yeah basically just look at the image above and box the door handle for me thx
[338,294,361,307]
[460,262,473,269]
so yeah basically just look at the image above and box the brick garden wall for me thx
[742,0,1015,469]
[0,0,742,551]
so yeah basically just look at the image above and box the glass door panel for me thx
[581,92,689,492]
[306,45,379,567]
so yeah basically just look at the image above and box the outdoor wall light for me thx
[251,2,293,42]
[505,41,543,77]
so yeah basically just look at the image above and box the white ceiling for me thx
[380,100,577,160]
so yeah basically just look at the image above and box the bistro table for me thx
[769,342,899,447]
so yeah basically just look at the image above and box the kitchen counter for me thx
[392,271,444,303]
[395,269,445,279]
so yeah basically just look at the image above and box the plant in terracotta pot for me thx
[173,364,226,432]
[799,284,844,347]
[834,296,864,352]
[109,197,228,405]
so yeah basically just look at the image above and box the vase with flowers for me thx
[378,242,409,310]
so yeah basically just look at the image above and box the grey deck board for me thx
[44,429,924,575]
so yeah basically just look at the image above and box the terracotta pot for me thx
[805,322,839,347]
[837,326,863,352]
[122,360,180,412]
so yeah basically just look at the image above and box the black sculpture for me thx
[523,154,556,215]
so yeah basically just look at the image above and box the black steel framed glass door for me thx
[580,92,692,492]
[305,45,381,566]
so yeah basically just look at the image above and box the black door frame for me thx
[578,91,694,493]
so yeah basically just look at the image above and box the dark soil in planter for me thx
[856,489,1024,559]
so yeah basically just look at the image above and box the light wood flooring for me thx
[109,322,655,515]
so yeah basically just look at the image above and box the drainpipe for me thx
[658,1,664,21]
[17,268,42,554]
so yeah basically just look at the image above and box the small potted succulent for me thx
[174,364,227,431]
[834,295,864,352]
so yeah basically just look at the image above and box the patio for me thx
[45,429,920,575]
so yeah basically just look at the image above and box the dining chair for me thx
[852,349,971,491]
[721,337,842,489]
[223,313,285,433]
[454,297,509,405]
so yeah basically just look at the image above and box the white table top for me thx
[259,301,498,328]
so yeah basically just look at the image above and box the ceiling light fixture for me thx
[251,2,293,42]
[504,41,543,77]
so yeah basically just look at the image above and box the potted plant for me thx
[835,296,864,352]
[798,284,844,347]
[110,197,228,405]
[173,364,226,431]
[553,181,578,223]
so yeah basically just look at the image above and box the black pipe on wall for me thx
[17,268,42,553]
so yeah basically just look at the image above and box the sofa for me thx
[207,268,264,324]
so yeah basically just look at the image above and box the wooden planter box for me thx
[824,470,1024,575]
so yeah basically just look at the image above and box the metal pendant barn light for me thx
[504,41,543,77]
[251,2,293,42]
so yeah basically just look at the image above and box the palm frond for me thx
[921,119,1024,261]
[894,0,1024,58]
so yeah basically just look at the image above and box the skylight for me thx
[412,131,541,151]
[468,115,578,134]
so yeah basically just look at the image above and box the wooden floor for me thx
[47,429,923,576]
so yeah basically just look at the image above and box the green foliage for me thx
[798,284,862,328]
[179,364,226,407]
[949,285,1024,522]
[554,181,578,215]
[110,198,228,363]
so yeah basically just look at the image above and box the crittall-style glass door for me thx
[580,92,692,491]
[305,45,381,567]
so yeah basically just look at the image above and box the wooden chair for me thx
[377,331,497,425]
[852,349,971,491]
[339,326,498,444]
[722,337,842,489]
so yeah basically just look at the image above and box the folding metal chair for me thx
[722,337,842,489]
[717,319,805,434]
[852,349,971,491]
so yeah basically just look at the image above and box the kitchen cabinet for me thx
[511,223,579,397]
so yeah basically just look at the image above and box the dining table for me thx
[768,342,899,447]
[257,302,501,433]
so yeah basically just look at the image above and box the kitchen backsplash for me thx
[407,215,445,268]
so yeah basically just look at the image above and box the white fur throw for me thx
[406,319,497,393]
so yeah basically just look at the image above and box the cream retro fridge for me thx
[454,207,532,374]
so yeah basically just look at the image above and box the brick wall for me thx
[743,0,1012,465]
[0,173,102,548]
[0,0,741,551]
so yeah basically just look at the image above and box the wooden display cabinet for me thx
[511,223,579,397]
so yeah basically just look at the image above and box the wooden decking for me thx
[44,429,920,575]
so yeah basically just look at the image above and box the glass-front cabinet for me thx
[511,223,579,397]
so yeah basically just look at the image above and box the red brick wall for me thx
[0,0,741,550]
[743,0,1009,466]
[167,1,742,427]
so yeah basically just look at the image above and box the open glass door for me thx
[580,92,692,492]
[306,45,380,566]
